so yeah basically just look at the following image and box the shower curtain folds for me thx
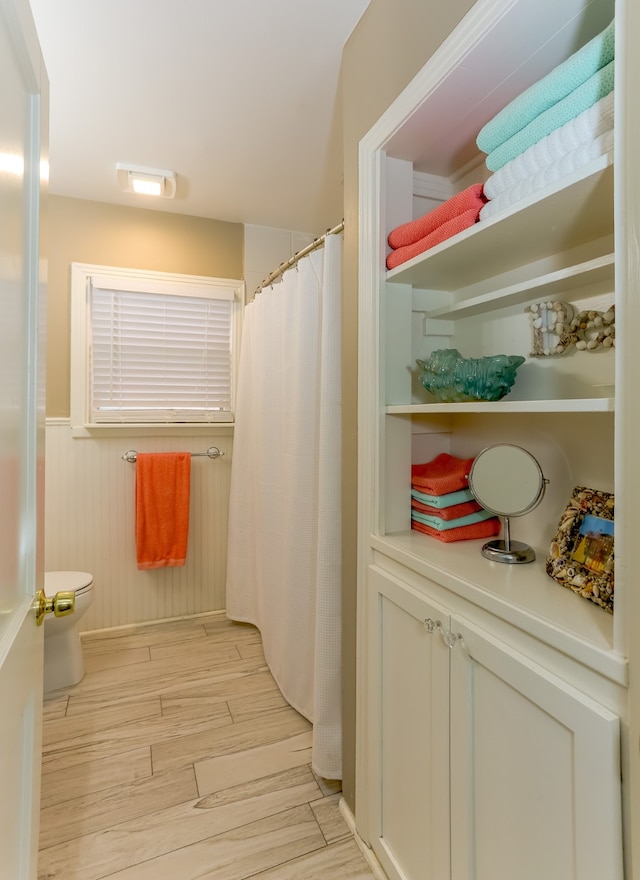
[225,233,342,779]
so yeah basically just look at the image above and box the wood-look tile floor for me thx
[38,613,376,880]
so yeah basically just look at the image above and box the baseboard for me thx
[339,797,388,880]
[81,608,228,637]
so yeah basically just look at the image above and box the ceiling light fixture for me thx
[116,163,176,199]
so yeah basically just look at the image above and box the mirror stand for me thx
[481,515,536,564]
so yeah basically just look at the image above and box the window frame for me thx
[70,263,244,435]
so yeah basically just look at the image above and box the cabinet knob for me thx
[441,630,463,649]
[423,617,441,634]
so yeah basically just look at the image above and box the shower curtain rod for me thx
[254,220,344,296]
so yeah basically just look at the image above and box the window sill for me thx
[69,422,235,439]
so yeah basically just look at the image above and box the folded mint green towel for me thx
[486,61,614,171]
[411,508,495,531]
[477,19,614,154]
[411,487,474,508]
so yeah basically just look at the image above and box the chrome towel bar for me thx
[121,447,224,463]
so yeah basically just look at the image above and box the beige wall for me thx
[340,0,478,812]
[44,196,243,417]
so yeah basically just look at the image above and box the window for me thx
[71,264,243,429]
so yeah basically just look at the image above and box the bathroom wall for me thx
[44,196,244,419]
[244,223,315,301]
[45,422,232,631]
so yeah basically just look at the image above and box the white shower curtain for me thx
[226,233,342,779]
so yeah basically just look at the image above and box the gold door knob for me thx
[34,589,75,627]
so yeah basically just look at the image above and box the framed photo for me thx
[546,486,614,613]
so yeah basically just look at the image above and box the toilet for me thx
[43,571,95,693]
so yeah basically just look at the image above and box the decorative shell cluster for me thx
[526,301,615,357]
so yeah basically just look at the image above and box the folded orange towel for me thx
[387,183,486,249]
[412,453,475,496]
[135,452,191,570]
[411,516,500,543]
[411,498,482,520]
[386,208,482,270]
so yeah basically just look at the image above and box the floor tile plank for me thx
[42,696,161,747]
[40,746,152,809]
[39,766,198,849]
[100,804,326,880]
[82,622,209,655]
[195,731,313,796]
[159,669,280,720]
[152,705,311,774]
[83,645,150,673]
[42,701,233,774]
[38,768,321,880]
[249,837,377,880]
[311,793,353,844]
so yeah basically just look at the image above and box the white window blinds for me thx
[88,275,235,424]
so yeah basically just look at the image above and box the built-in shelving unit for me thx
[356,0,629,876]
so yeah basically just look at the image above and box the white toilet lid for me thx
[44,571,94,597]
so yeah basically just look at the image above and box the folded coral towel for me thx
[411,453,475,496]
[135,452,191,570]
[411,497,481,520]
[480,128,613,221]
[411,486,475,509]
[411,508,496,531]
[477,19,614,154]
[485,61,614,172]
[411,516,500,543]
[388,184,486,249]
[483,92,614,200]
[386,207,481,270]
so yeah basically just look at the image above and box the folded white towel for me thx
[484,92,614,200]
[479,128,613,221]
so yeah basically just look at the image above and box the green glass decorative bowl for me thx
[416,349,525,403]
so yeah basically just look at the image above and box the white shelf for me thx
[386,156,613,291]
[370,532,625,685]
[386,397,615,414]
[423,254,614,320]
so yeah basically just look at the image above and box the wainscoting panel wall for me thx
[44,421,232,631]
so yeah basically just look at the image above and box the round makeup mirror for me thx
[468,444,548,564]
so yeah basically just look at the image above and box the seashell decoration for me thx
[416,349,525,402]
[525,301,615,357]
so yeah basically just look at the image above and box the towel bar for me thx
[122,447,223,463]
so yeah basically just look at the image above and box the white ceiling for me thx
[28,0,371,234]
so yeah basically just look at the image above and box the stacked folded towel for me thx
[386,184,486,270]
[477,19,615,220]
[411,453,500,543]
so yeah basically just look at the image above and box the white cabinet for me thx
[368,566,623,880]
[368,566,451,880]
[449,613,622,880]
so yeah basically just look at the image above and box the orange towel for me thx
[411,498,482,520]
[386,208,482,270]
[412,453,475,496]
[411,516,500,543]
[387,183,486,249]
[135,452,191,570]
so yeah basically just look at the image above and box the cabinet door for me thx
[449,614,623,880]
[368,566,450,880]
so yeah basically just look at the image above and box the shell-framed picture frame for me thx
[546,486,614,612]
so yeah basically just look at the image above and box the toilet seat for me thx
[44,571,94,598]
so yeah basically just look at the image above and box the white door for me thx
[449,613,623,880]
[368,566,451,880]
[0,0,48,876]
